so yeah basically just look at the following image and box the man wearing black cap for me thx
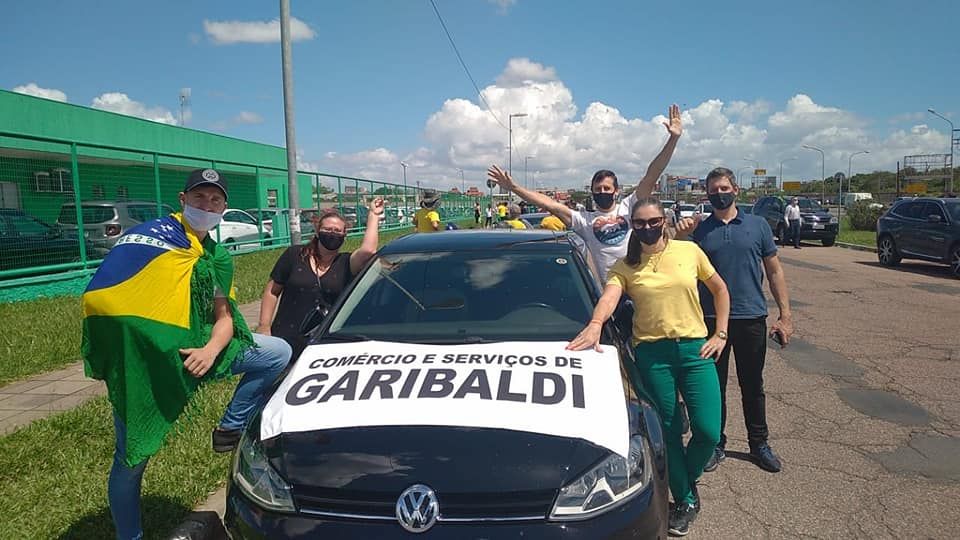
[87,169,292,540]
[413,189,442,232]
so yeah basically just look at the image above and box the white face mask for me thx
[182,204,223,232]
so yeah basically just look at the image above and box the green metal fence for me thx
[0,131,485,289]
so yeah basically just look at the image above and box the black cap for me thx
[184,169,228,199]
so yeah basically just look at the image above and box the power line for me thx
[428,0,507,130]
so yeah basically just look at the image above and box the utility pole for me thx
[279,0,301,244]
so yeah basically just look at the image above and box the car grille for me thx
[293,486,555,521]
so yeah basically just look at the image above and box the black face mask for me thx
[708,192,736,210]
[634,225,664,245]
[316,232,345,251]
[592,192,615,210]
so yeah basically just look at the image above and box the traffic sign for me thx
[783,181,802,192]
[754,169,767,176]
[905,183,926,194]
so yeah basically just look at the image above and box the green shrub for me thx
[847,200,885,231]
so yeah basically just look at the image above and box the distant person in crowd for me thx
[82,169,292,540]
[487,103,683,279]
[258,198,384,360]
[497,201,508,221]
[397,206,406,225]
[676,167,794,475]
[567,197,729,536]
[474,202,481,225]
[412,190,442,232]
[540,213,566,231]
[519,201,528,214]
[785,197,802,249]
[496,203,529,229]
[484,204,494,227]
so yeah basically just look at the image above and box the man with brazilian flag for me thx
[81,169,292,540]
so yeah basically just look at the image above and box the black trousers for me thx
[706,317,769,448]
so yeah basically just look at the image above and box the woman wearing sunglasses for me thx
[567,197,729,537]
[258,198,385,359]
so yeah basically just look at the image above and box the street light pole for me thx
[802,144,825,204]
[928,108,955,193]
[737,165,753,200]
[743,157,759,191]
[839,150,869,234]
[279,0,302,245]
[779,157,798,192]
[400,161,409,215]
[508,113,528,179]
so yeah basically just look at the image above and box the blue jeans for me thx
[108,334,291,539]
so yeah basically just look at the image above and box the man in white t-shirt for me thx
[486,103,683,279]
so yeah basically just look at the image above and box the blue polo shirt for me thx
[689,210,777,319]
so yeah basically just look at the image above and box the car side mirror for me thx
[927,214,942,223]
[299,305,329,336]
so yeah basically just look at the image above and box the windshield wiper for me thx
[320,333,370,342]
[378,270,426,311]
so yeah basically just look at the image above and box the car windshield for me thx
[58,205,117,224]
[798,199,824,212]
[326,250,593,343]
[946,202,960,221]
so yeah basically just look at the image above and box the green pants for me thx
[634,338,721,506]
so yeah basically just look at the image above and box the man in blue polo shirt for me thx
[676,167,794,473]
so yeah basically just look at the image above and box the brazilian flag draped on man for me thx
[82,212,254,466]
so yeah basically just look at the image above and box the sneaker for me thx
[749,443,782,473]
[690,482,701,513]
[668,502,698,536]
[703,446,725,472]
[212,427,242,453]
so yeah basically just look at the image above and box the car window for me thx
[224,210,257,225]
[946,202,960,222]
[8,213,52,236]
[896,202,925,220]
[125,204,174,222]
[58,205,117,224]
[921,202,946,221]
[327,251,593,342]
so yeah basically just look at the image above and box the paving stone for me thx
[23,380,100,396]
[0,393,61,410]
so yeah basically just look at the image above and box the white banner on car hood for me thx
[260,341,630,457]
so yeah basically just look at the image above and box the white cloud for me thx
[488,0,517,14]
[12,83,67,102]
[91,92,177,125]
[235,111,264,124]
[203,17,315,45]
[299,58,948,189]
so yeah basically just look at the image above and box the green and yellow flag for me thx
[81,213,253,466]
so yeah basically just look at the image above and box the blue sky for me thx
[3,0,958,189]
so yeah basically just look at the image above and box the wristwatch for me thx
[716,330,728,340]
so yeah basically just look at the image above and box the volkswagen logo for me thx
[395,484,439,533]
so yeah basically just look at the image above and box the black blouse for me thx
[269,246,353,358]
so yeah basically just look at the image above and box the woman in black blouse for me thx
[258,198,384,358]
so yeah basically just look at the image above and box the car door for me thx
[914,202,951,259]
[894,201,926,256]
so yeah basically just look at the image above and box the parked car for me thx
[219,209,271,251]
[519,212,550,228]
[739,203,754,215]
[842,192,874,208]
[753,196,838,246]
[245,208,317,238]
[676,204,697,219]
[694,202,714,216]
[1,209,106,273]
[57,200,177,251]
[876,197,960,278]
[225,230,669,538]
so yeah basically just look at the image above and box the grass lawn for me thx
[837,217,876,247]
[0,379,235,539]
[0,219,476,386]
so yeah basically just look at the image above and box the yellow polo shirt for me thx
[504,219,527,229]
[540,215,566,231]
[414,208,440,232]
[606,240,716,344]
[497,205,507,218]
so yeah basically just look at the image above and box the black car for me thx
[876,197,960,278]
[225,230,668,538]
[752,196,838,246]
[0,208,104,275]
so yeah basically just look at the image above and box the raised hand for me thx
[368,196,385,216]
[663,103,682,138]
[675,214,702,238]
[487,165,518,191]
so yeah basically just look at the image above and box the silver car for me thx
[57,200,176,251]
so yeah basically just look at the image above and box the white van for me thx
[843,192,874,208]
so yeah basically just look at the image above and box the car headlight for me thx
[233,430,296,512]
[550,435,652,519]
[829,216,838,224]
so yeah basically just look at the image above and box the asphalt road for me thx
[690,243,960,539]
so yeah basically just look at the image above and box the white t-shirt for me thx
[785,204,801,221]
[569,192,636,279]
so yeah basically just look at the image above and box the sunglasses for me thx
[631,217,665,229]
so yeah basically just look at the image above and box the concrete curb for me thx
[835,241,877,253]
